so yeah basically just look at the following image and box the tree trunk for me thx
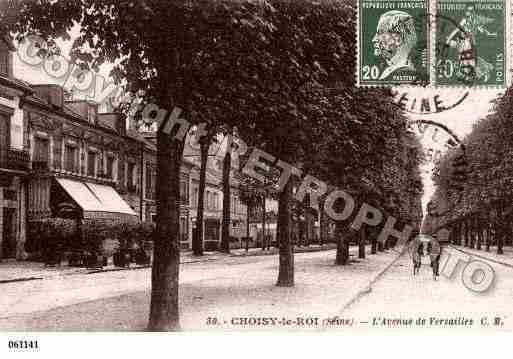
[245,204,251,252]
[193,139,210,256]
[464,219,469,247]
[459,221,464,246]
[304,204,311,247]
[319,200,327,246]
[148,132,184,331]
[476,217,482,250]
[335,222,348,265]
[469,218,475,249]
[377,238,384,252]
[261,196,267,250]
[497,203,504,254]
[371,228,377,254]
[358,226,366,259]
[220,146,231,253]
[276,180,294,286]
[486,220,491,252]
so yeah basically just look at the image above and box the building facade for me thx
[0,37,32,259]
[0,37,251,259]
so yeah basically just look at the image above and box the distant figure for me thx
[412,238,423,276]
[428,239,441,280]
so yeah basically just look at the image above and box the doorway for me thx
[2,208,16,258]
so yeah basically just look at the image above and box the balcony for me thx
[32,160,50,172]
[0,148,30,172]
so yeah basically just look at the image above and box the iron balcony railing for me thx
[0,148,31,172]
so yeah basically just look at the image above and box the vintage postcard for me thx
[1,1,513,356]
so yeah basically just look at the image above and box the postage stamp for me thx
[357,0,430,86]
[435,0,508,87]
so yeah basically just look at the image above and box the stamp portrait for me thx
[436,0,507,87]
[357,0,429,86]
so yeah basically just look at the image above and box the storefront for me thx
[0,74,32,260]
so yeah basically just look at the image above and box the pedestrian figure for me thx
[412,240,423,276]
[428,239,441,280]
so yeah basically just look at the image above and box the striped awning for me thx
[56,178,136,217]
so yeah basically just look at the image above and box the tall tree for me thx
[220,130,232,253]
[193,129,217,256]
[5,0,281,329]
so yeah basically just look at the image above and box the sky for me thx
[11,31,502,219]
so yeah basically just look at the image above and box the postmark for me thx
[357,0,430,86]
[392,87,470,114]
[435,0,507,87]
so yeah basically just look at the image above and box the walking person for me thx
[428,238,441,280]
[411,236,423,276]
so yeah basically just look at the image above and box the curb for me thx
[448,245,513,269]
[337,246,407,313]
[229,245,337,258]
[0,246,341,284]
[0,257,220,284]
[0,276,43,285]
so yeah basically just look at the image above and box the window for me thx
[180,180,188,203]
[106,155,115,179]
[206,191,212,210]
[87,106,96,124]
[64,144,77,172]
[127,162,135,189]
[87,151,97,177]
[180,217,188,242]
[0,44,8,75]
[33,137,49,163]
[145,163,156,199]
[191,186,198,208]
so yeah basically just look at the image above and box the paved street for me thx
[342,248,513,330]
[0,246,399,330]
[2,244,511,331]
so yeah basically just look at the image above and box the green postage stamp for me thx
[436,0,508,87]
[357,0,429,86]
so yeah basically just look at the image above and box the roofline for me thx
[0,76,33,94]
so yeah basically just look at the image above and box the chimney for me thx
[117,114,127,136]
[97,113,126,136]
[65,100,98,124]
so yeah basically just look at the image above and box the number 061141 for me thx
[8,340,39,350]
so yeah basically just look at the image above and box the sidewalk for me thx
[0,244,336,283]
[449,245,513,268]
[0,246,404,330]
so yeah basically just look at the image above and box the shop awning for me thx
[55,178,136,216]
